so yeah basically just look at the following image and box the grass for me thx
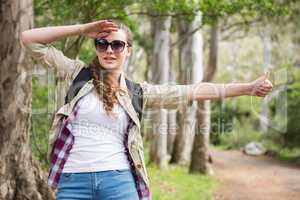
[143,143,218,200]
[147,164,218,200]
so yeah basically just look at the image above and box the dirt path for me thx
[212,148,300,200]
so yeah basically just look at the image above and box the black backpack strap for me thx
[64,67,143,121]
[64,67,91,104]
[125,78,144,121]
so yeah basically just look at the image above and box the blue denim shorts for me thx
[56,169,139,200]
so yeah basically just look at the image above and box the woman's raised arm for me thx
[21,20,118,45]
[20,20,119,80]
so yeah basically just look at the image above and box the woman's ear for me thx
[126,47,132,58]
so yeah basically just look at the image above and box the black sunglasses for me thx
[95,38,130,53]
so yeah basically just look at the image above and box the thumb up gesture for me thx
[250,72,273,97]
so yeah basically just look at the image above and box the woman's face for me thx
[96,29,131,72]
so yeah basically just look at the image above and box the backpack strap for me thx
[64,67,143,121]
[125,78,143,121]
[64,67,91,104]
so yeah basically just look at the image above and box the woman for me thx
[21,19,273,200]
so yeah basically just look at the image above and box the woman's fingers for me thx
[95,28,118,38]
[256,78,273,93]
[97,32,110,38]
[96,21,118,37]
[258,85,272,92]
[100,23,118,30]
[255,85,272,97]
[255,90,268,97]
[258,86,272,93]
[250,73,273,97]
[82,20,119,38]
[98,20,119,30]
[253,80,273,97]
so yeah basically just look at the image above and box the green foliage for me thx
[30,77,52,169]
[33,0,293,62]
[34,0,137,25]
[210,100,234,144]
[78,39,96,64]
[217,117,263,150]
[284,69,300,147]
[200,0,289,25]
[34,0,140,58]
[257,134,300,162]
[210,97,257,145]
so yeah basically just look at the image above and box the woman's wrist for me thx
[75,24,84,36]
[244,83,254,96]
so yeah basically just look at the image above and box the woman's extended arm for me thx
[142,73,273,109]
[21,20,118,44]
[189,73,273,101]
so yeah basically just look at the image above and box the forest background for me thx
[0,0,299,200]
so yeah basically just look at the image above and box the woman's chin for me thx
[100,63,119,70]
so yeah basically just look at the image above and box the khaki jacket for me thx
[25,42,191,187]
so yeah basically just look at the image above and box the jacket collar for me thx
[119,71,129,95]
[117,72,140,127]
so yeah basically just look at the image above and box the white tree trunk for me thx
[171,12,203,165]
[167,71,177,156]
[149,16,172,169]
[190,20,218,175]
[259,26,272,133]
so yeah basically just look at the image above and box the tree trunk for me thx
[149,16,172,169]
[143,16,156,143]
[0,1,55,199]
[228,40,241,129]
[189,20,218,175]
[259,26,272,133]
[204,21,219,83]
[171,12,203,165]
[167,71,177,156]
[190,100,214,175]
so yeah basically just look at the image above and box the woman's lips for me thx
[103,57,116,63]
[103,57,117,63]
[104,56,116,60]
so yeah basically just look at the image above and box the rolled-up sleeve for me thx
[140,81,192,110]
[24,42,85,80]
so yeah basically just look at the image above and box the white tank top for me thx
[62,88,131,173]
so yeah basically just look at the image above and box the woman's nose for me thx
[106,45,113,53]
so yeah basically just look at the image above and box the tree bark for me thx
[190,100,214,175]
[167,70,177,156]
[259,26,272,133]
[171,12,203,165]
[189,20,218,175]
[0,1,55,199]
[149,16,172,169]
